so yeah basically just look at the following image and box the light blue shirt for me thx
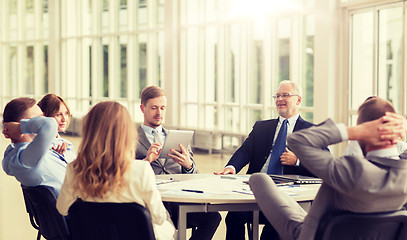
[140,125,166,144]
[2,117,67,197]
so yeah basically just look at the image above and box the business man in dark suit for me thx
[214,80,317,240]
[249,97,407,240]
[135,86,221,240]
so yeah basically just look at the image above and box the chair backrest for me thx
[68,199,156,240]
[315,210,407,240]
[21,185,70,240]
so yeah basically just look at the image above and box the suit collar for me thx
[140,124,164,135]
[368,156,407,169]
[366,147,399,159]
[278,114,299,129]
[137,126,151,150]
[272,115,305,131]
[278,114,299,124]
[367,147,407,168]
[293,115,306,131]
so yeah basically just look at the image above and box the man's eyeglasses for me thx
[272,93,299,100]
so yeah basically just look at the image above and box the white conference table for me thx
[156,174,320,240]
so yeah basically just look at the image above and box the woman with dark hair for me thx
[38,93,76,163]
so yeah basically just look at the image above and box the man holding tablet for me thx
[135,86,221,240]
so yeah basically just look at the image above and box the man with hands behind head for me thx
[2,97,67,197]
[135,86,221,240]
[249,97,407,240]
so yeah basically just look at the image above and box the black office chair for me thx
[315,210,407,240]
[68,199,156,240]
[21,185,70,240]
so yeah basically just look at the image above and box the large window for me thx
[1,0,327,140]
[179,0,316,133]
[348,2,404,125]
[0,0,49,107]
[60,0,165,119]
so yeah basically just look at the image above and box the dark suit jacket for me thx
[135,126,198,175]
[226,116,316,175]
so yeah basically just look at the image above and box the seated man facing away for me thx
[344,96,407,156]
[2,97,65,197]
[249,97,407,240]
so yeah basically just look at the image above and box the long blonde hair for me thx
[72,101,136,198]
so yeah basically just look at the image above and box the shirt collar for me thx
[141,124,164,135]
[366,147,400,160]
[278,114,299,126]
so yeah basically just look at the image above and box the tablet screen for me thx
[159,130,194,158]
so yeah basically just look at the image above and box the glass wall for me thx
[348,2,404,125]
[0,0,49,106]
[179,0,316,133]
[1,0,319,137]
[60,0,165,118]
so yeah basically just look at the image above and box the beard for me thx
[149,115,162,127]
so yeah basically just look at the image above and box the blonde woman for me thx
[56,101,175,240]
[38,93,76,163]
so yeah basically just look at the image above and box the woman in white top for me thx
[56,101,175,240]
[38,93,76,163]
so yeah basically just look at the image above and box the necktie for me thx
[267,119,288,174]
[152,129,161,143]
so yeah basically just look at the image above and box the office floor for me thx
[0,135,253,240]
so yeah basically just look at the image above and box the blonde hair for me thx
[141,85,165,105]
[72,101,136,198]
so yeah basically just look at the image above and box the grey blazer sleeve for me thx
[287,119,371,194]
[287,119,343,176]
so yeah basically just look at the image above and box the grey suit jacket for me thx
[135,126,198,175]
[287,119,407,240]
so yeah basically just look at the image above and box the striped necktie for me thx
[152,129,161,144]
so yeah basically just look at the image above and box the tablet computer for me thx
[159,130,194,158]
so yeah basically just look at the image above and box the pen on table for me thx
[232,190,253,195]
[220,175,237,180]
[182,189,204,193]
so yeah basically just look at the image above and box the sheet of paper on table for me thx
[156,175,309,197]
[157,175,251,195]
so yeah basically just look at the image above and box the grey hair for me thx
[278,80,302,96]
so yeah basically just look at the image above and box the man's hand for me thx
[379,112,407,143]
[52,142,68,155]
[348,113,406,146]
[280,148,297,165]
[168,144,193,169]
[214,167,236,175]
[144,143,162,163]
[2,120,10,138]
[3,122,23,141]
